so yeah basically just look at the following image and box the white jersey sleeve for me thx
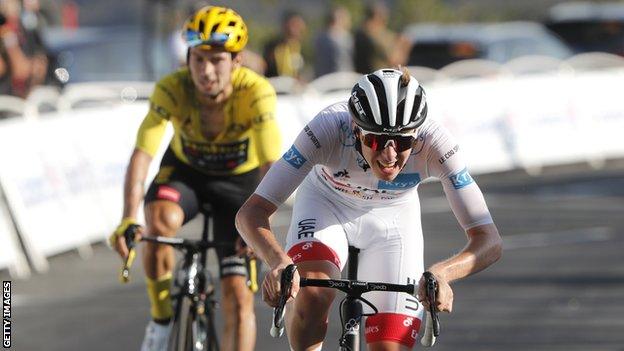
[254,105,340,206]
[424,122,494,230]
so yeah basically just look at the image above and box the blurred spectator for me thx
[61,0,79,29]
[314,6,353,78]
[263,9,306,78]
[0,0,48,98]
[20,0,48,86]
[1,12,11,95]
[241,49,267,75]
[353,1,410,73]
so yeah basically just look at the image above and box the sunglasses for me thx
[357,128,417,152]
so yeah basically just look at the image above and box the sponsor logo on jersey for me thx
[365,325,380,334]
[157,185,181,202]
[304,125,321,148]
[283,145,307,169]
[181,137,249,171]
[378,173,421,190]
[297,219,316,239]
[356,155,370,171]
[333,169,350,178]
[253,111,275,124]
[438,144,460,164]
[449,168,474,189]
[339,120,357,147]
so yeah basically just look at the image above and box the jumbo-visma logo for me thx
[449,167,474,189]
[378,173,421,190]
[283,145,307,169]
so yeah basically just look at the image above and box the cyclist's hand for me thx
[417,272,454,313]
[235,236,256,259]
[108,218,143,260]
[262,262,299,307]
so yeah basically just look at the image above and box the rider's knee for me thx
[296,285,336,317]
[146,201,184,237]
[222,275,254,309]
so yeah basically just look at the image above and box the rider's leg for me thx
[143,200,184,323]
[368,341,412,351]
[285,260,340,351]
[207,169,261,351]
[281,180,351,351]
[220,273,256,351]
[356,203,424,351]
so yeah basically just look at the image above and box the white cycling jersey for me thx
[254,101,494,347]
[256,101,493,230]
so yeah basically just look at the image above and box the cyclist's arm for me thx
[122,148,153,219]
[422,121,502,310]
[250,79,281,179]
[236,194,290,268]
[428,223,501,284]
[123,110,169,219]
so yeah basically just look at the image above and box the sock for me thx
[146,272,173,322]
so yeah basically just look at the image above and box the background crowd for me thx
[1,0,623,104]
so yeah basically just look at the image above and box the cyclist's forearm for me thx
[248,224,291,269]
[236,195,290,268]
[258,161,273,181]
[122,148,152,219]
[429,223,502,283]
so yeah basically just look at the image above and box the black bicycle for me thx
[120,209,249,351]
[271,246,440,350]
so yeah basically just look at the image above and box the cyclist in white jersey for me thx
[236,68,502,350]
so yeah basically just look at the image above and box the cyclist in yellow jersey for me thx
[109,6,280,351]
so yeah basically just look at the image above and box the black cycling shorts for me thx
[145,148,260,280]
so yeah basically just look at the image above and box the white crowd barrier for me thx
[0,188,30,278]
[1,63,623,275]
[0,102,171,274]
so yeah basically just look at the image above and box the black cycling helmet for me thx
[348,68,428,134]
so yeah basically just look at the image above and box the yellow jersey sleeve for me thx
[249,78,281,165]
[135,76,179,156]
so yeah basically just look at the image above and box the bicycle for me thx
[271,246,440,350]
[119,208,251,351]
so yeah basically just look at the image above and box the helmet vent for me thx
[411,87,424,120]
[367,74,389,127]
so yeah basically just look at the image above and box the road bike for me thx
[271,246,440,350]
[120,209,244,351]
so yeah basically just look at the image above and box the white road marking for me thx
[503,227,614,250]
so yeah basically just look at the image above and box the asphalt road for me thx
[3,165,624,351]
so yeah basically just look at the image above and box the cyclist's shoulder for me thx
[231,67,276,97]
[312,100,350,124]
[418,118,450,140]
[152,68,193,103]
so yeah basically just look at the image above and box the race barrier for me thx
[0,186,30,278]
[0,66,623,276]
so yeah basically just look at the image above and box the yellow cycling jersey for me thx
[136,67,281,175]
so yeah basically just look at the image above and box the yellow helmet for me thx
[183,6,248,53]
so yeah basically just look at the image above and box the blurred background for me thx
[1,0,623,350]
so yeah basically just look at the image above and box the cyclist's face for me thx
[188,47,240,99]
[357,130,413,181]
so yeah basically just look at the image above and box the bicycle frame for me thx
[123,212,225,351]
[271,246,418,351]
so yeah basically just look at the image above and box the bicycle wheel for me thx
[203,301,219,351]
[168,296,194,351]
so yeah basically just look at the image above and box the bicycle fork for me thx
[340,296,363,351]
